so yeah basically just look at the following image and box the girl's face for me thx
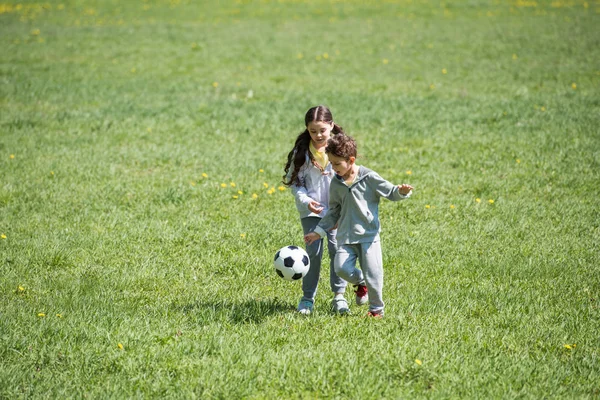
[329,154,356,179]
[307,121,334,148]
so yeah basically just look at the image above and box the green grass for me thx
[1,0,599,398]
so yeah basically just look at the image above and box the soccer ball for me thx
[273,245,310,281]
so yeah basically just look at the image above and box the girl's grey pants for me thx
[301,217,347,302]
[335,240,384,313]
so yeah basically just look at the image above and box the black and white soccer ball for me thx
[273,245,310,281]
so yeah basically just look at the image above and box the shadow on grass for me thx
[175,297,294,324]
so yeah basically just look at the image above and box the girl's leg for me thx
[358,240,384,313]
[326,229,347,294]
[334,244,364,285]
[300,217,323,302]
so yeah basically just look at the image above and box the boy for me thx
[304,134,413,317]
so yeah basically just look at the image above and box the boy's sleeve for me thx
[369,172,412,201]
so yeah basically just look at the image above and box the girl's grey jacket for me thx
[314,166,411,244]
[288,152,335,219]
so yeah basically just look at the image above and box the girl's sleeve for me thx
[287,164,312,209]
[369,172,411,201]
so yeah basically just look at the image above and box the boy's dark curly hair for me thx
[325,133,357,159]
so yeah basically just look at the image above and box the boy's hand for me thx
[308,201,324,214]
[304,232,320,245]
[398,184,414,195]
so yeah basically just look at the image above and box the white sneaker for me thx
[297,299,314,315]
[332,294,350,315]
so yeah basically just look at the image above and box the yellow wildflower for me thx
[18,286,25,292]
[237,190,243,195]
[9,154,15,159]
[202,173,208,178]
[415,359,422,365]
[450,205,455,209]
[251,193,258,199]
[442,68,447,74]
[212,82,219,88]
[230,182,236,187]
[118,343,124,350]
[232,195,238,199]
[263,182,269,188]
[38,313,46,317]
[571,83,577,90]
[488,199,494,204]
[278,186,286,191]
[259,169,264,173]
[1,234,6,239]
[220,183,227,188]
[476,198,481,203]
[425,205,431,209]
[56,314,63,318]
[405,170,412,175]
[240,233,246,239]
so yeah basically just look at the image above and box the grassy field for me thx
[1,0,599,398]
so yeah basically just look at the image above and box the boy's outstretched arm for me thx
[398,184,414,196]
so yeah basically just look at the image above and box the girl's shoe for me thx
[297,299,314,315]
[332,295,350,315]
[354,284,368,306]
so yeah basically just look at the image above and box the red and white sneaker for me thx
[354,284,368,306]
[366,310,384,318]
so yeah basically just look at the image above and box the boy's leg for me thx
[327,229,347,294]
[358,240,384,314]
[334,244,364,285]
[327,229,349,314]
[300,217,323,303]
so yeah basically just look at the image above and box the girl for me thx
[283,106,358,315]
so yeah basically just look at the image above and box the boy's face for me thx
[329,154,356,179]
[307,121,334,148]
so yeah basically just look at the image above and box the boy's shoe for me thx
[354,284,368,306]
[297,299,314,315]
[366,310,384,319]
[332,295,350,315]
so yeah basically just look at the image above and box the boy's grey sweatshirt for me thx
[314,166,410,244]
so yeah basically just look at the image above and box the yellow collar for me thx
[309,141,328,170]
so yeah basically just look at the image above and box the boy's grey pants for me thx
[301,217,347,302]
[335,240,384,313]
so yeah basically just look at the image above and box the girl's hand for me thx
[304,232,320,245]
[308,201,324,214]
[398,184,414,195]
